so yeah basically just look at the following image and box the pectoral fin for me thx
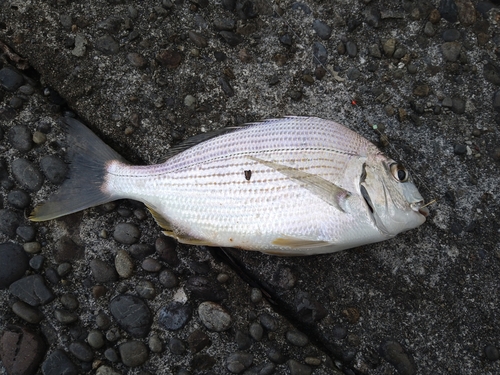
[247,156,351,212]
[272,236,332,249]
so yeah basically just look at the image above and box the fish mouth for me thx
[411,201,429,217]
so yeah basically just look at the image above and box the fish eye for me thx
[390,163,409,182]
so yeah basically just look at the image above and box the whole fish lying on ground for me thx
[30,116,428,255]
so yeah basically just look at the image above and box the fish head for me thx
[359,153,428,236]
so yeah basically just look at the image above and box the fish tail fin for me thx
[30,117,127,222]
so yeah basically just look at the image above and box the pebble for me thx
[312,42,327,64]
[127,52,147,68]
[295,291,328,323]
[136,280,156,299]
[69,341,93,362]
[95,35,120,55]
[484,344,500,361]
[29,255,45,270]
[214,17,235,31]
[169,337,186,355]
[219,30,243,47]
[87,329,105,349]
[305,357,321,366]
[198,301,232,332]
[159,269,179,288]
[364,6,381,27]
[226,352,253,373]
[0,243,29,288]
[286,330,309,347]
[219,77,234,97]
[119,341,149,367]
[235,330,252,350]
[383,38,396,57]
[312,20,331,40]
[12,300,44,323]
[55,309,79,324]
[250,288,262,303]
[96,312,112,329]
[129,243,155,259]
[41,349,78,375]
[346,41,357,57]
[90,259,118,283]
[441,42,461,62]
[424,22,435,37]
[105,327,121,342]
[9,274,54,306]
[249,322,264,341]
[439,0,458,23]
[186,275,228,301]
[61,293,79,310]
[96,365,121,375]
[187,329,211,353]
[291,2,311,14]
[379,340,416,375]
[115,250,134,278]
[266,346,286,364]
[0,67,24,91]
[11,158,44,191]
[16,224,36,241]
[158,301,193,331]
[369,43,382,58]
[451,97,466,114]
[484,64,500,86]
[9,125,33,152]
[442,29,461,42]
[493,90,500,112]
[347,68,361,80]
[104,348,119,362]
[155,235,179,265]
[9,96,23,109]
[23,242,41,255]
[142,257,162,272]
[454,144,467,155]
[156,49,183,69]
[109,294,152,338]
[259,313,278,331]
[287,359,312,375]
[57,263,72,277]
[7,188,30,209]
[188,31,208,48]
[0,326,46,375]
[149,334,163,353]
[39,155,68,184]
[113,223,141,244]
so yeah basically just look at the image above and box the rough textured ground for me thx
[1,0,500,374]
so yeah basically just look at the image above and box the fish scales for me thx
[31,116,428,255]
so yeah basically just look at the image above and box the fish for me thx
[30,116,428,256]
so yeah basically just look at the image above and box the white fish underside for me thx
[105,118,384,255]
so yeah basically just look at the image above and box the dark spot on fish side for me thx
[244,170,252,181]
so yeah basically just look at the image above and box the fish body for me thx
[31,116,428,255]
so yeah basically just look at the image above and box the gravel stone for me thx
[0,67,24,91]
[198,301,232,332]
[312,42,327,64]
[109,294,152,338]
[142,257,162,272]
[95,35,120,55]
[8,124,32,152]
[87,330,105,349]
[115,249,134,278]
[96,365,121,375]
[226,352,253,373]
[158,301,193,331]
[11,158,44,191]
[41,349,78,375]
[250,288,262,303]
[442,28,461,42]
[155,235,179,265]
[149,334,163,353]
[119,341,148,367]
[129,243,155,259]
[57,262,72,277]
[249,322,264,341]
[484,344,500,361]
[127,52,147,68]
[168,337,186,355]
[104,348,119,362]
[90,259,118,283]
[286,330,309,346]
[266,346,286,364]
[61,293,79,310]
[451,97,466,114]
[188,30,208,48]
[287,359,312,375]
[441,42,461,62]
[7,189,30,209]
[379,340,416,375]
[23,242,41,254]
[54,309,79,324]
[214,17,235,31]
[96,312,112,329]
[494,90,500,112]
[312,20,331,40]
[69,341,94,362]
[39,155,68,184]
[439,0,459,23]
[369,43,382,58]
[136,279,156,299]
[9,96,23,109]
[9,274,54,306]
[187,329,211,353]
[235,330,252,350]
[259,313,278,331]
[29,255,45,270]
[0,326,46,375]
[16,224,36,241]
[424,21,435,37]
[0,243,29,288]
[113,223,140,244]
[12,300,44,323]
[383,38,396,57]
[454,144,467,155]
[159,269,179,288]
[484,64,500,86]
[346,41,357,57]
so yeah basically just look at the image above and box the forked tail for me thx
[30,117,127,221]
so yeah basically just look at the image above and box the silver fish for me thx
[30,116,428,255]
